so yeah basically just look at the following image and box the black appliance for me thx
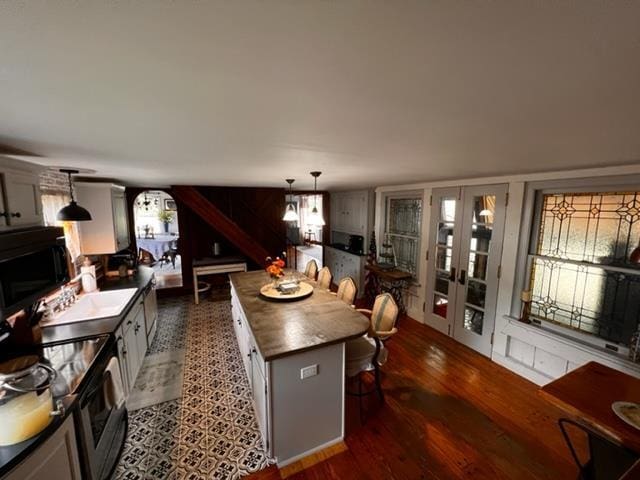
[75,341,128,480]
[348,235,364,255]
[0,227,69,320]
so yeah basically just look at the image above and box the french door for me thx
[425,184,508,357]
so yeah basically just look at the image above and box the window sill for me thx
[501,315,640,376]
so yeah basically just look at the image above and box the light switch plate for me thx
[300,364,318,380]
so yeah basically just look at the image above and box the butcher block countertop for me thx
[229,270,369,361]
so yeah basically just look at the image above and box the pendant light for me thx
[307,171,325,226]
[283,179,299,222]
[56,169,92,222]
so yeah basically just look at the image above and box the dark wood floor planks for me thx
[248,316,577,479]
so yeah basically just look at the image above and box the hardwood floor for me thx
[248,315,577,479]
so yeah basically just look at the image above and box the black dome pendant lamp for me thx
[57,169,92,222]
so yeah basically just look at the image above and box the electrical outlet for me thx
[300,364,318,380]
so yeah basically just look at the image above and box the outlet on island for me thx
[300,364,318,380]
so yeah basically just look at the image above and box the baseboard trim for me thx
[276,437,345,469]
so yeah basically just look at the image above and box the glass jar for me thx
[0,355,62,446]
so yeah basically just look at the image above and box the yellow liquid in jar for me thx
[0,390,53,446]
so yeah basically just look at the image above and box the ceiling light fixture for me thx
[307,171,325,226]
[56,169,92,222]
[283,179,299,222]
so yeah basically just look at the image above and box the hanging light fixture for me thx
[57,169,92,222]
[282,179,299,222]
[307,171,325,226]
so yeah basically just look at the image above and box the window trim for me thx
[511,174,640,354]
[383,190,424,280]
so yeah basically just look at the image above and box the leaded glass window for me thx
[385,197,422,277]
[528,191,640,346]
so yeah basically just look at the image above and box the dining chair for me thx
[558,418,638,480]
[317,266,332,290]
[330,277,357,307]
[304,259,318,280]
[345,293,399,421]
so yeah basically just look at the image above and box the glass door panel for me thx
[468,252,488,281]
[464,307,485,335]
[425,188,462,332]
[452,186,508,357]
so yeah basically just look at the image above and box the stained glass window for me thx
[528,192,640,346]
[385,197,422,277]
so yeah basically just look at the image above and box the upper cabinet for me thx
[330,190,372,238]
[76,183,130,254]
[0,158,44,229]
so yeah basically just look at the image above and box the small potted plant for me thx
[157,210,174,233]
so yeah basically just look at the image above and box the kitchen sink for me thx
[42,288,138,326]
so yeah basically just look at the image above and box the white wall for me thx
[375,163,640,384]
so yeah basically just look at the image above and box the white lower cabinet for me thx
[231,290,269,453]
[2,415,81,480]
[116,297,147,396]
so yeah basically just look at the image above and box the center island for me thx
[229,270,370,466]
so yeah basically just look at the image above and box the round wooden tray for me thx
[259,281,313,301]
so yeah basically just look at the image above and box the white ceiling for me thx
[1,1,639,190]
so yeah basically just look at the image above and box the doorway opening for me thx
[133,190,182,289]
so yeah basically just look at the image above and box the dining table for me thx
[136,234,178,261]
[539,361,640,479]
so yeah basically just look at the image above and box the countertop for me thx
[229,270,369,361]
[40,266,155,344]
[325,244,366,257]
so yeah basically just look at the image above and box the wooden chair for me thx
[304,259,318,280]
[330,277,357,307]
[346,293,399,416]
[317,266,332,290]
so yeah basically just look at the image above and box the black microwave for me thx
[0,227,69,319]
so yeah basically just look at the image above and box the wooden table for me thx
[364,264,413,315]
[540,361,640,478]
[192,256,247,304]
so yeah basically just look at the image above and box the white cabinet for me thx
[117,297,147,395]
[324,246,366,298]
[76,183,130,254]
[230,287,269,453]
[2,415,81,480]
[330,190,369,237]
[0,171,43,228]
[143,284,158,347]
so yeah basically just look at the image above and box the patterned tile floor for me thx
[114,296,271,479]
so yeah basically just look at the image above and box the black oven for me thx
[0,227,69,319]
[75,345,128,480]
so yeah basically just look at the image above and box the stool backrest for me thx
[370,293,399,335]
[304,259,318,279]
[317,266,332,289]
[336,277,357,306]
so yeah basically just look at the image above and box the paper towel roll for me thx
[81,265,97,293]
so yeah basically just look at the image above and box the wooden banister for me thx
[171,186,271,266]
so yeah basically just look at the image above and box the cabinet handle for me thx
[449,267,456,282]
[0,212,7,219]
[458,269,467,285]
[10,212,21,218]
